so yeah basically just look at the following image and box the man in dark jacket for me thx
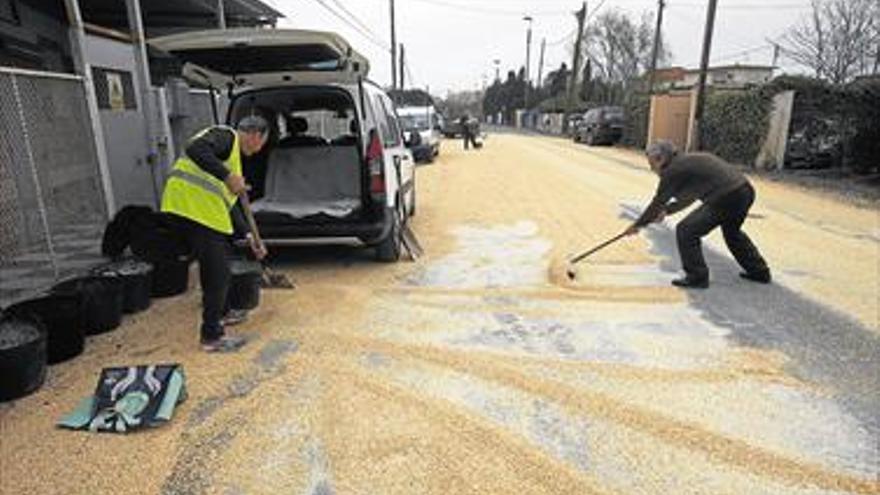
[625,140,770,289]
[459,115,479,150]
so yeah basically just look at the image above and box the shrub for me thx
[621,94,650,149]
[701,89,773,166]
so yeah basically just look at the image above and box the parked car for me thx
[152,28,416,262]
[397,105,441,163]
[577,106,624,145]
[567,114,584,141]
[440,115,463,137]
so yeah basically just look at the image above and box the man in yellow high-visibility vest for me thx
[161,115,269,352]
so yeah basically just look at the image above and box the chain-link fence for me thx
[0,68,107,305]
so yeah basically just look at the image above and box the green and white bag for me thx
[59,364,187,433]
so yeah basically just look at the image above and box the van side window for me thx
[382,96,404,146]
[375,95,402,148]
[372,95,393,145]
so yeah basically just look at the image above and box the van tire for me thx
[375,208,402,262]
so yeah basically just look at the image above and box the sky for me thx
[262,0,815,96]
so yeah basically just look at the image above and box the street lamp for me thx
[523,15,533,85]
[493,59,501,81]
[523,15,533,119]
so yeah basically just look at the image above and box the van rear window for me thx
[171,45,342,75]
[230,87,358,145]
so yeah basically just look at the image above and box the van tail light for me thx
[366,129,386,196]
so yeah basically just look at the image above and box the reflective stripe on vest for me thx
[166,169,233,209]
[161,126,242,234]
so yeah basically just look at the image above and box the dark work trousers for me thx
[675,183,769,280]
[176,217,231,342]
[463,130,478,150]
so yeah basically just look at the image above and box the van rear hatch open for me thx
[149,28,370,88]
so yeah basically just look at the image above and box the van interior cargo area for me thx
[232,87,365,224]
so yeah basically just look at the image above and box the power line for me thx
[710,44,773,64]
[545,0,608,48]
[586,0,609,22]
[668,1,812,9]
[329,0,387,45]
[309,0,391,52]
[547,27,577,46]
[409,0,571,17]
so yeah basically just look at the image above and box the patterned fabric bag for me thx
[59,364,187,433]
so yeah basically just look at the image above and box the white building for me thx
[679,64,775,88]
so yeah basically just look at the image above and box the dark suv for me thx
[577,106,624,145]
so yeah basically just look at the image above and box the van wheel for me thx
[375,208,402,262]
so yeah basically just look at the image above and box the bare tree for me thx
[581,10,670,103]
[782,0,879,83]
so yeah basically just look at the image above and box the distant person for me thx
[161,116,270,352]
[625,140,770,289]
[459,115,479,150]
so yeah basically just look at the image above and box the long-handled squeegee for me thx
[565,232,629,280]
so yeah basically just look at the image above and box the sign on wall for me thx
[91,67,137,111]
[106,72,125,111]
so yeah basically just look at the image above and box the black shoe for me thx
[671,276,709,289]
[740,270,771,284]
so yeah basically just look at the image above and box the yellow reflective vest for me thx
[161,126,242,235]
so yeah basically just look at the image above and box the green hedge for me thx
[761,75,879,174]
[621,95,650,149]
[701,89,773,166]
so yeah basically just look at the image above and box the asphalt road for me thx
[1,132,877,495]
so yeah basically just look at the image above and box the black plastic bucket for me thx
[228,259,262,310]
[0,313,47,402]
[151,257,191,298]
[7,293,85,365]
[52,276,124,336]
[93,260,154,313]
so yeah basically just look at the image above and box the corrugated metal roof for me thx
[82,0,284,31]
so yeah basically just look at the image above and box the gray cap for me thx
[645,140,678,162]
[236,115,269,134]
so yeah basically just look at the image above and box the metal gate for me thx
[0,67,108,305]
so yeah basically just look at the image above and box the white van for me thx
[151,29,416,261]
[396,105,441,163]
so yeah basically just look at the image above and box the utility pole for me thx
[874,43,879,73]
[390,0,397,90]
[493,59,501,81]
[216,0,226,29]
[563,2,587,135]
[523,15,533,109]
[690,0,718,151]
[537,38,546,90]
[646,0,665,95]
[399,43,406,89]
